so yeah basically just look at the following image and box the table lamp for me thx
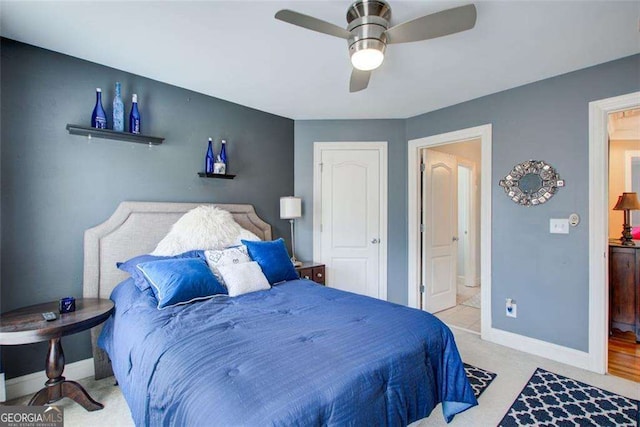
[280,196,302,266]
[613,192,640,246]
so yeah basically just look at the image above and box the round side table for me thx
[0,298,114,411]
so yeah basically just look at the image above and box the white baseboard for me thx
[0,373,5,402]
[4,358,94,402]
[483,327,590,370]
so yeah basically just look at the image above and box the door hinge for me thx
[420,223,424,233]
[420,285,425,293]
[420,163,425,172]
[319,162,323,172]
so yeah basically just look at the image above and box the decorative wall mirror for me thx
[499,160,564,206]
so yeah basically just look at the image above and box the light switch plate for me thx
[550,218,569,234]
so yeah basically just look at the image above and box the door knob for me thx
[371,238,380,244]
[452,236,459,242]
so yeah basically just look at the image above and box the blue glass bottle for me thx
[112,82,124,132]
[219,139,228,173]
[129,93,141,134]
[91,88,107,129]
[205,138,215,174]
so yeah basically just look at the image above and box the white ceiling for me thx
[609,108,640,141]
[1,1,639,120]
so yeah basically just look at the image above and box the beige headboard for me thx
[83,201,272,378]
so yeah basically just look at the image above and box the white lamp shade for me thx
[280,197,302,219]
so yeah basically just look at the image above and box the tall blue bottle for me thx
[112,82,124,132]
[129,94,141,134]
[219,139,228,173]
[91,88,107,129]
[205,138,215,174]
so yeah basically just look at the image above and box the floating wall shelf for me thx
[198,173,235,180]
[66,124,165,145]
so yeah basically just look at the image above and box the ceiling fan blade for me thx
[384,4,477,44]
[275,10,351,39]
[350,69,371,93]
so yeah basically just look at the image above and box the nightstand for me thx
[296,262,325,285]
[0,298,114,411]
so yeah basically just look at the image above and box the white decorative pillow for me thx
[217,261,270,297]
[204,246,251,285]
[151,206,242,256]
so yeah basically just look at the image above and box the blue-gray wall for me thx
[0,38,294,378]
[294,120,407,304]
[295,54,640,352]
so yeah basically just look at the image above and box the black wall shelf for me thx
[198,173,235,180]
[66,124,164,145]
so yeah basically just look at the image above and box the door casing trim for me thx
[588,91,640,373]
[407,125,492,336]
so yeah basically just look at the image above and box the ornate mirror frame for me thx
[499,160,564,206]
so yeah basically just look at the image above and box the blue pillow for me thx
[241,238,298,285]
[136,258,227,309]
[117,250,204,291]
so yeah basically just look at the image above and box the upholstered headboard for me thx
[83,201,272,378]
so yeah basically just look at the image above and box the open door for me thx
[422,149,458,313]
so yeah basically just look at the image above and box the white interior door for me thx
[317,147,383,299]
[422,149,458,312]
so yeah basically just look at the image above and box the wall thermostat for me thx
[569,213,580,227]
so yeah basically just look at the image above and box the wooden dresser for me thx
[609,243,640,342]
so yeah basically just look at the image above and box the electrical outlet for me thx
[506,298,517,318]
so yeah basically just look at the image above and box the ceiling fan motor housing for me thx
[346,0,391,63]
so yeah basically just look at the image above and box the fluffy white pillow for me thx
[204,246,251,285]
[151,206,242,256]
[217,261,270,297]
[232,228,262,245]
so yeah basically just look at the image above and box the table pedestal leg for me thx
[28,337,103,411]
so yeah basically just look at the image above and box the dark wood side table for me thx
[296,262,325,285]
[609,243,640,342]
[0,298,114,411]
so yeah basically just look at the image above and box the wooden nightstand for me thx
[0,298,114,411]
[296,262,325,285]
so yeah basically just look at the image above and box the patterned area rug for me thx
[499,368,640,426]
[461,292,481,309]
[464,363,496,398]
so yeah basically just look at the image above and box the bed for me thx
[84,201,476,425]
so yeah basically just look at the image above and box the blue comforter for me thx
[99,279,476,426]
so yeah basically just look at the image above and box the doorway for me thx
[313,142,388,300]
[606,107,640,382]
[407,124,492,339]
[423,141,482,333]
[588,91,639,375]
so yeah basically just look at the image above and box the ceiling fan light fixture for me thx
[349,38,386,71]
[351,48,384,71]
[275,0,477,92]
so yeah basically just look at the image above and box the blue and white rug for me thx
[464,363,496,398]
[499,368,639,426]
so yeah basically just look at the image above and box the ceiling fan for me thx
[275,1,477,93]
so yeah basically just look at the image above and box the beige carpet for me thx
[7,328,639,426]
